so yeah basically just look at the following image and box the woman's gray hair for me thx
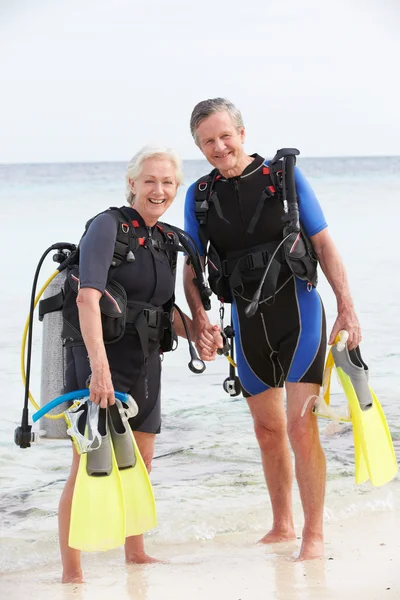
[190,98,244,145]
[126,145,183,205]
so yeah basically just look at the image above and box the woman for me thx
[59,146,194,583]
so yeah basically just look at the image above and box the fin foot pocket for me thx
[109,399,157,536]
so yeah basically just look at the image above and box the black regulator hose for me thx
[166,224,213,311]
[173,303,205,374]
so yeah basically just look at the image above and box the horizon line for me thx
[1,153,400,167]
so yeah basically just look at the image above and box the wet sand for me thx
[1,508,399,600]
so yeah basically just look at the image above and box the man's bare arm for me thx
[183,261,222,359]
[311,228,361,350]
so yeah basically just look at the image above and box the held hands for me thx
[329,306,361,351]
[88,364,116,408]
[195,321,224,361]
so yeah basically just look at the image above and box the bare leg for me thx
[124,431,162,564]
[247,388,296,543]
[286,382,326,560]
[59,446,83,583]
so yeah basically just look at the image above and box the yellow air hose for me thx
[225,354,237,368]
[20,269,66,420]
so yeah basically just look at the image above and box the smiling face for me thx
[196,110,247,177]
[129,157,179,226]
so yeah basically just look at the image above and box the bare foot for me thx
[296,536,324,561]
[258,528,297,544]
[62,571,84,584]
[126,553,166,564]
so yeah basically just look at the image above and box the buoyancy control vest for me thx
[59,207,182,356]
[194,148,318,305]
[38,207,209,362]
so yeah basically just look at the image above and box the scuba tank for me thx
[39,269,69,438]
[15,243,76,447]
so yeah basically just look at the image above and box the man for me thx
[183,97,361,560]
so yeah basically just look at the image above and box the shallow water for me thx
[0,156,399,576]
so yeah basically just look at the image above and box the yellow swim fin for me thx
[69,407,126,552]
[332,342,398,487]
[303,348,351,423]
[108,399,157,536]
[352,416,369,485]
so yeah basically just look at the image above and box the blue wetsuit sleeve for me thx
[79,213,118,293]
[295,166,328,237]
[184,182,205,255]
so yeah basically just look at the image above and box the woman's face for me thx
[130,158,179,225]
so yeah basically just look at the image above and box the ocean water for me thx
[0,156,399,576]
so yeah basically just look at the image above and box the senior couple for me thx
[61,97,361,582]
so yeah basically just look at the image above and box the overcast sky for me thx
[0,0,399,163]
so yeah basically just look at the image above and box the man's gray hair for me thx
[190,98,244,145]
[125,145,183,206]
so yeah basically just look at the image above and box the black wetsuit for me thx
[185,154,327,396]
[65,207,175,433]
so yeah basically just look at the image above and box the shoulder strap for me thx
[154,222,179,277]
[104,207,140,267]
[79,206,138,269]
[194,169,218,224]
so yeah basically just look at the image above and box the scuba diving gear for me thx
[32,388,132,423]
[331,336,398,486]
[40,270,70,438]
[217,304,242,396]
[192,148,319,396]
[194,148,318,308]
[245,237,291,318]
[246,149,317,317]
[15,243,76,448]
[108,399,157,536]
[65,401,100,455]
[166,223,212,311]
[301,342,351,425]
[69,406,126,552]
[221,329,242,397]
[173,303,205,374]
[15,207,210,446]
[305,331,398,486]
[64,394,139,455]
[185,151,327,399]
[69,397,157,551]
[61,208,211,350]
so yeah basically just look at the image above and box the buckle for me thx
[245,254,255,270]
[221,260,229,277]
[143,309,159,328]
[151,239,161,251]
[246,252,266,270]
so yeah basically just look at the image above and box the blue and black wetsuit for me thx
[65,207,175,433]
[184,154,327,397]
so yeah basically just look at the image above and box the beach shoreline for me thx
[1,507,399,600]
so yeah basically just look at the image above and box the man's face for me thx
[196,110,245,173]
